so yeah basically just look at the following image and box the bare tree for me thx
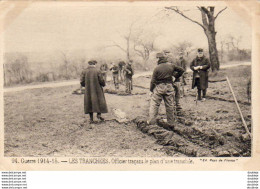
[165,6,227,71]
[132,29,156,63]
[105,22,135,61]
[60,51,70,79]
[172,41,193,57]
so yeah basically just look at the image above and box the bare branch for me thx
[165,6,205,29]
[215,7,227,19]
[105,41,127,53]
[133,44,145,59]
[201,7,210,15]
[201,10,209,28]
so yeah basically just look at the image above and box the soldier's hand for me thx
[149,91,153,97]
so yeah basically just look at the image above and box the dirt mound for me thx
[135,115,250,157]
[104,88,146,96]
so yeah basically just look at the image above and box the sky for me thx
[3,2,252,61]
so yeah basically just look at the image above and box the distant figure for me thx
[176,52,187,83]
[148,52,184,125]
[100,63,108,83]
[176,52,187,97]
[124,60,134,94]
[118,61,126,83]
[110,62,120,90]
[247,77,251,103]
[80,60,108,123]
[190,48,211,101]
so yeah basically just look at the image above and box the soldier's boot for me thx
[202,89,207,101]
[89,113,94,124]
[97,113,105,122]
[197,89,202,100]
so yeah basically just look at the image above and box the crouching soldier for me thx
[190,48,210,101]
[80,60,108,123]
[125,60,134,94]
[148,53,184,125]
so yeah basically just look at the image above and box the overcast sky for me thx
[3,2,252,60]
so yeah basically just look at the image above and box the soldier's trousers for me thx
[149,83,175,125]
[113,74,119,89]
[125,77,132,93]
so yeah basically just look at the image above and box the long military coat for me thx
[80,65,108,114]
[190,56,210,90]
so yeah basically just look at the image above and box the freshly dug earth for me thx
[4,65,251,157]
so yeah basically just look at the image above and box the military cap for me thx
[198,48,203,52]
[163,49,170,54]
[88,60,97,65]
[156,52,165,58]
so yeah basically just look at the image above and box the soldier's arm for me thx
[150,69,157,92]
[131,66,134,75]
[190,59,195,71]
[98,71,106,87]
[200,58,211,70]
[173,65,185,79]
[80,70,85,87]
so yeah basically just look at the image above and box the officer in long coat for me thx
[190,48,210,101]
[80,60,108,123]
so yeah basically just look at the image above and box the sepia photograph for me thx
[2,1,253,159]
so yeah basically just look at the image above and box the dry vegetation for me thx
[4,65,251,157]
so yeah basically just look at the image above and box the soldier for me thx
[80,60,108,123]
[118,61,126,83]
[110,62,119,90]
[125,60,134,94]
[190,48,211,101]
[176,52,187,97]
[148,53,184,125]
[100,62,108,83]
[163,50,183,116]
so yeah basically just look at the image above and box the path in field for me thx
[3,62,251,93]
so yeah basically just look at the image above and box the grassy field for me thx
[4,65,251,157]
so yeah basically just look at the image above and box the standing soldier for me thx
[125,60,134,94]
[100,62,108,83]
[110,62,120,90]
[80,60,108,124]
[190,48,210,101]
[118,61,126,83]
[163,49,183,116]
[176,52,187,97]
[148,53,184,125]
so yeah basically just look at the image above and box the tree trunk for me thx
[204,19,220,72]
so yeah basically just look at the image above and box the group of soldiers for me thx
[99,60,134,94]
[80,48,210,124]
[148,48,210,125]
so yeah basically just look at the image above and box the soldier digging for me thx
[148,52,184,125]
[190,48,211,101]
[80,60,108,124]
